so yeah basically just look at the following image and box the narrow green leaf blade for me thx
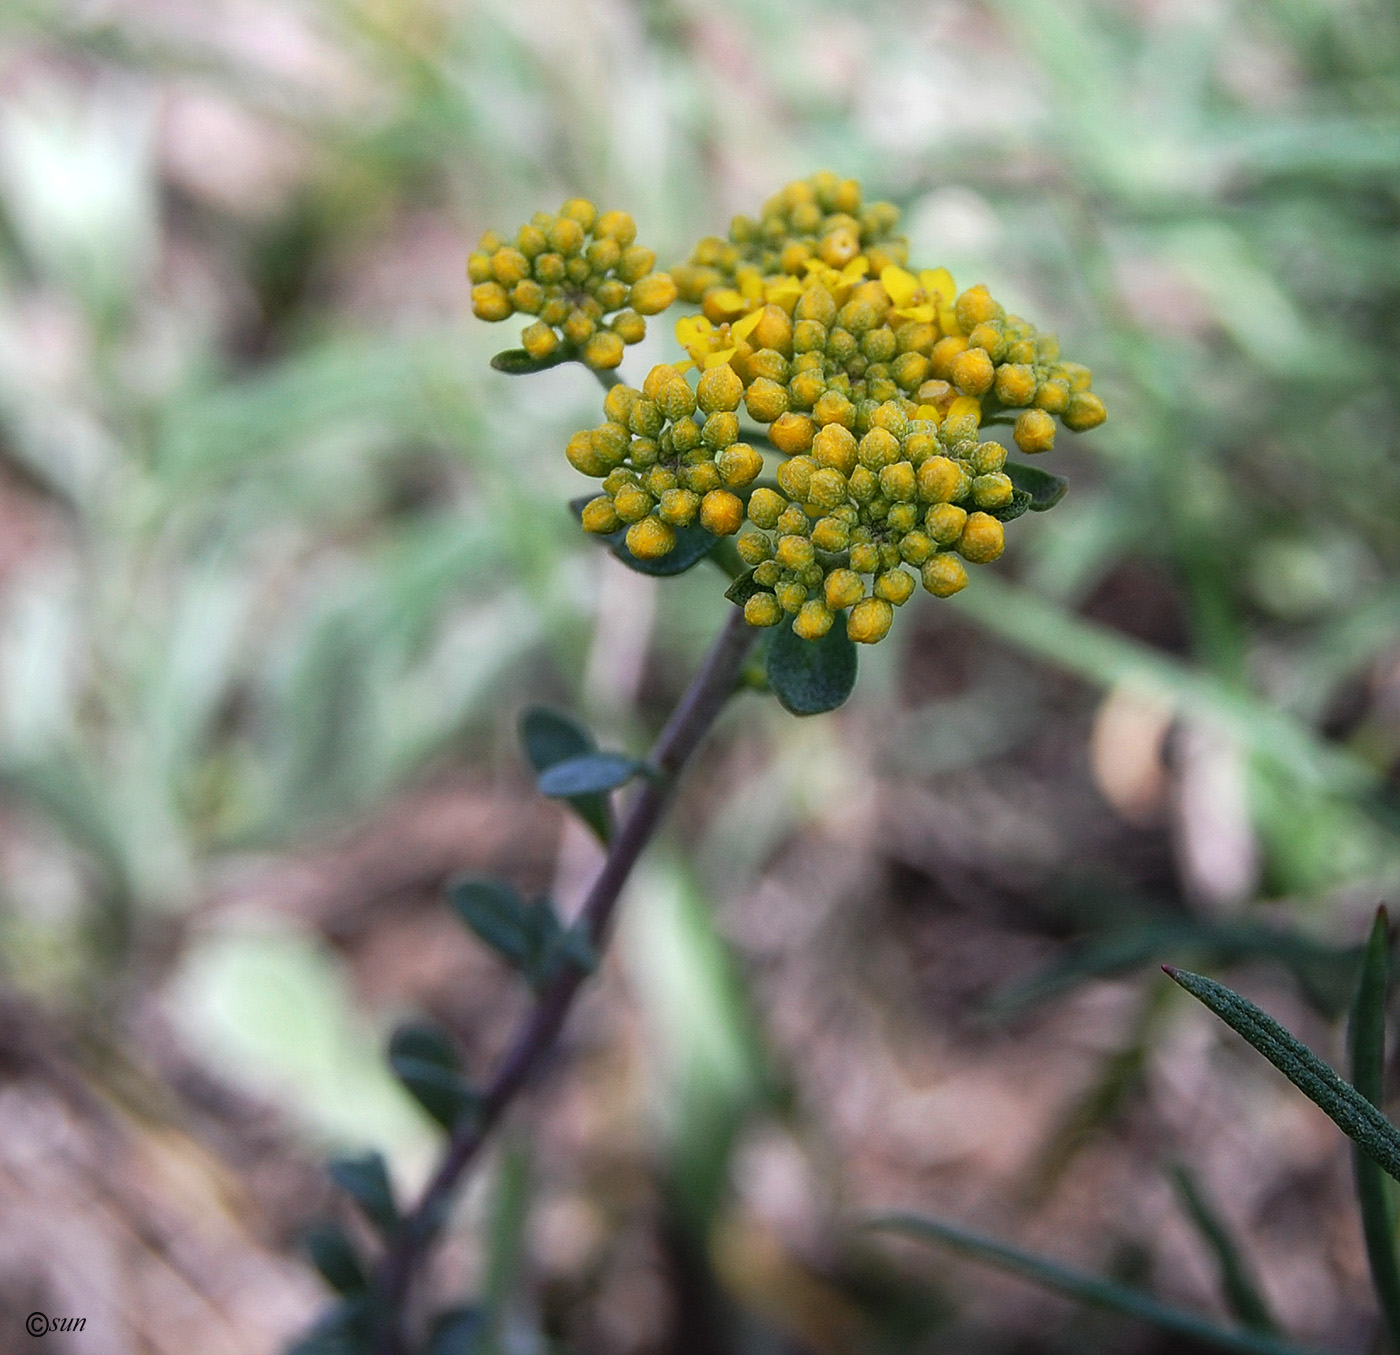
[765,614,858,716]
[387,1022,480,1132]
[1165,966,1400,1182]
[303,1222,367,1296]
[867,1213,1333,1355]
[328,1152,398,1235]
[1004,461,1068,510]
[1170,1164,1276,1332]
[518,707,612,844]
[536,751,646,798]
[448,878,532,969]
[1348,907,1400,1349]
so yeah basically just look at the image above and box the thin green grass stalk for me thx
[1348,908,1400,1350]
[867,1213,1335,1355]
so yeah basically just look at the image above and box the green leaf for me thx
[569,497,718,576]
[724,569,766,606]
[1165,966,1400,1182]
[866,1213,1332,1355]
[990,487,1034,523]
[765,614,858,716]
[447,877,579,992]
[536,751,647,797]
[489,347,569,375]
[448,878,536,971]
[387,1022,480,1133]
[1170,1164,1276,1332]
[1004,461,1069,510]
[1348,907,1400,1350]
[518,707,612,843]
[327,1152,398,1235]
[303,1223,367,1296]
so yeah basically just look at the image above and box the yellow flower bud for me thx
[700,489,744,536]
[879,461,917,502]
[745,488,785,529]
[775,455,814,501]
[848,596,893,643]
[752,304,794,354]
[583,331,625,370]
[971,441,1007,474]
[811,515,850,551]
[1064,391,1107,431]
[737,530,774,564]
[630,273,679,315]
[717,443,763,487]
[594,210,637,246]
[626,516,676,559]
[849,541,881,573]
[616,245,657,283]
[745,378,790,423]
[967,321,1006,361]
[581,495,620,534]
[764,413,811,456]
[610,310,647,344]
[921,553,969,597]
[491,247,530,286]
[813,423,859,475]
[776,534,815,570]
[917,456,969,503]
[701,411,740,450]
[1013,408,1056,454]
[951,347,995,397]
[522,321,559,359]
[745,592,783,627]
[467,251,493,283]
[793,599,835,640]
[994,363,1037,406]
[972,472,1014,510]
[471,282,512,322]
[898,530,934,565]
[954,284,1001,331]
[892,351,930,392]
[560,198,598,229]
[658,488,701,526]
[823,569,864,610]
[613,484,655,523]
[874,568,916,605]
[1035,379,1070,414]
[566,430,608,477]
[603,384,638,424]
[929,335,969,380]
[697,363,744,414]
[957,511,1005,563]
[562,309,595,345]
[548,217,585,255]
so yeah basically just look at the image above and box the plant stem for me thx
[372,606,756,1353]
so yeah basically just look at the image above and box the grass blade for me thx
[1348,907,1400,1349]
[1164,966,1400,1183]
[866,1213,1333,1355]
[1170,1163,1276,1333]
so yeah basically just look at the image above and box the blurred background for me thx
[0,0,1397,1351]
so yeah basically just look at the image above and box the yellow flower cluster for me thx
[467,199,679,371]
[473,174,1108,644]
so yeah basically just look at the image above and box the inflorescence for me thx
[471,173,1107,643]
[469,199,679,371]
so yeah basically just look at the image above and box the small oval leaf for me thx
[303,1222,367,1296]
[328,1152,398,1235]
[766,615,858,716]
[388,1022,480,1132]
[537,752,646,797]
[448,878,532,968]
[518,707,613,842]
[1005,461,1068,511]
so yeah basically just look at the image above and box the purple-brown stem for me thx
[373,605,756,1353]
